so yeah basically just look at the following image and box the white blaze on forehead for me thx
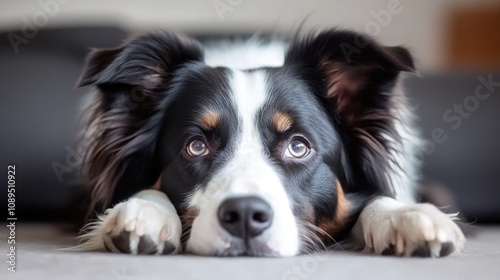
[185,69,300,256]
[231,69,267,153]
[203,39,286,70]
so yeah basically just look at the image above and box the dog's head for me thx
[78,30,414,256]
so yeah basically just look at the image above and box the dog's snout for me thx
[218,196,273,239]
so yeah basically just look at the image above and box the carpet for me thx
[1,224,499,280]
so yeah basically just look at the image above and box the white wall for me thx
[1,0,499,70]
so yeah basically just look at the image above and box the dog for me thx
[74,29,465,257]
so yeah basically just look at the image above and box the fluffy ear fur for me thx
[285,30,416,196]
[78,32,203,212]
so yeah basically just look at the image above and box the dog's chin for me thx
[186,237,285,257]
[213,239,280,257]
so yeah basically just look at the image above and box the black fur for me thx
[78,32,203,211]
[285,30,415,198]
[157,63,239,211]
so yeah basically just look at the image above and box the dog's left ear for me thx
[286,30,414,117]
[285,30,415,195]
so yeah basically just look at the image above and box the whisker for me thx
[297,223,323,254]
[300,221,345,252]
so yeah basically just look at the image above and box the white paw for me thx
[365,203,466,257]
[84,197,182,255]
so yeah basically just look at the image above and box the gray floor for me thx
[1,224,499,280]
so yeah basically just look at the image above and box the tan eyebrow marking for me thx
[199,110,220,130]
[273,112,293,133]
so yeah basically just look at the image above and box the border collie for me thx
[74,29,465,257]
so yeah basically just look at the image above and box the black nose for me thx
[218,196,273,239]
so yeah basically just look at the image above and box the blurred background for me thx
[1,0,499,225]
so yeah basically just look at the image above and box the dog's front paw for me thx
[365,204,465,257]
[97,198,181,255]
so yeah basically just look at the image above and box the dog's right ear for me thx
[78,32,203,89]
[78,32,203,213]
[77,47,123,87]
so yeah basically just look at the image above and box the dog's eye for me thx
[187,139,209,157]
[286,138,310,158]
